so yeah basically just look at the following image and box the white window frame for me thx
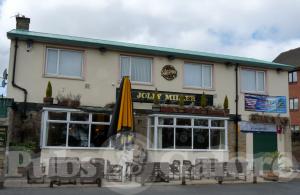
[241,69,266,93]
[289,98,299,110]
[41,107,113,149]
[45,48,84,79]
[289,71,297,83]
[119,55,153,84]
[147,114,228,151]
[183,63,213,89]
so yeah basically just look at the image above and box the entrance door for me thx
[253,132,277,171]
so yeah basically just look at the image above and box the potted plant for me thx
[262,151,282,181]
[152,88,161,112]
[43,81,53,104]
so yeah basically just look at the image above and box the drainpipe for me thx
[235,63,239,159]
[12,38,28,117]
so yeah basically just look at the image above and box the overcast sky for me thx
[1,0,300,95]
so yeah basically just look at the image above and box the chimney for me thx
[16,15,30,30]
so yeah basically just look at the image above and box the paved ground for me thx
[1,179,300,195]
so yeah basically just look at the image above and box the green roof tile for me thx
[7,29,294,70]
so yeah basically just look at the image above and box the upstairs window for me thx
[290,98,299,110]
[241,69,265,93]
[289,71,297,83]
[120,55,152,83]
[45,48,83,78]
[184,63,212,89]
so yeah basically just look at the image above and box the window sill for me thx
[183,86,215,91]
[42,146,114,150]
[241,91,267,95]
[147,148,228,152]
[44,74,84,81]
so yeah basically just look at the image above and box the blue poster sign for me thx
[245,94,286,113]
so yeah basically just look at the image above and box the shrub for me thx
[223,95,229,109]
[46,81,52,98]
[178,95,185,107]
[153,88,160,105]
[200,92,207,108]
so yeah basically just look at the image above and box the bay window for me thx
[43,109,112,148]
[148,115,227,150]
[45,48,84,78]
[120,55,152,83]
[184,63,212,89]
[241,69,265,93]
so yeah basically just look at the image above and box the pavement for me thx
[1,178,300,195]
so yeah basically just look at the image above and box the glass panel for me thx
[194,119,208,127]
[149,127,155,148]
[257,71,265,91]
[150,117,154,126]
[184,63,202,87]
[175,128,192,149]
[70,113,89,121]
[211,120,225,127]
[48,112,67,120]
[210,129,225,149]
[176,118,191,126]
[68,124,89,147]
[193,129,209,149]
[157,127,174,149]
[293,71,297,82]
[290,99,294,110]
[90,124,110,147]
[46,49,58,74]
[131,56,151,82]
[46,123,67,146]
[59,50,83,77]
[120,56,130,77]
[241,70,255,91]
[158,118,173,125]
[289,72,293,83]
[202,65,212,88]
[295,99,299,109]
[92,113,110,123]
[295,125,300,131]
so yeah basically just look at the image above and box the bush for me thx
[46,81,52,98]
[200,92,207,108]
[223,95,229,109]
[178,95,185,107]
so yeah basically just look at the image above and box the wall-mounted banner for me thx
[239,121,276,133]
[116,89,213,106]
[245,94,286,113]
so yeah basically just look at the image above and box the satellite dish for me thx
[1,80,6,88]
[2,69,7,80]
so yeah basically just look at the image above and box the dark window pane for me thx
[210,129,225,149]
[194,129,209,149]
[176,128,192,149]
[70,113,89,121]
[176,118,191,126]
[149,127,155,148]
[194,119,208,126]
[158,127,174,149]
[48,112,67,120]
[211,120,224,127]
[92,113,110,123]
[68,124,89,147]
[90,124,110,147]
[158,118,173,125]
[46,123,67,146]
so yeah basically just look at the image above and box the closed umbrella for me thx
[107,76,134,149]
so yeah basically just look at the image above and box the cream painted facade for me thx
[6,38,292,168]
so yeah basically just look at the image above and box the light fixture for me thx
[167,55,175,61]
[26,39,33,52]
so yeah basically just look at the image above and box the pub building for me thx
[2,16,294,175]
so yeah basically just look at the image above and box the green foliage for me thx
[46,81,52,98]
[153,88,159,105]
[178,95,185,107]
[223,95,229,109]
[200,92,207,108]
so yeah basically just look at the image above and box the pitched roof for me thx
[7,29,294,70]
[273,47,300,68]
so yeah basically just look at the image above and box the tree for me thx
[223,95,229,109]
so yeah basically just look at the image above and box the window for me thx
[45,48,83,78]
[289,71,297,83]
[241,69,265,93]
[43,110,111,148]
[289,98,299,110]
[184,63,212,88]
[148,115,227,150]
[291,125,300,132]
[120,55,152,83]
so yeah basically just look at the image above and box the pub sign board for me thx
[0,126,7,148]
[117,88,213,106]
